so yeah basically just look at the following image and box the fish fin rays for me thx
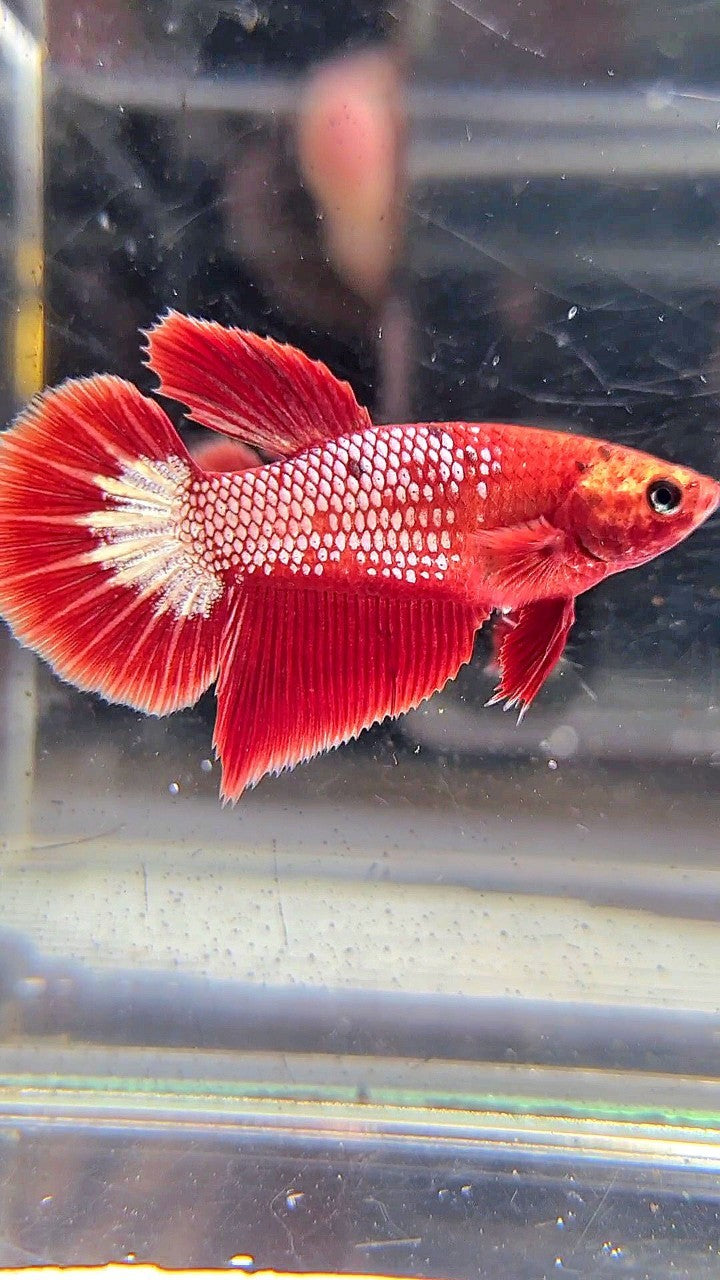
[145,311,372,458]
[488,597,575,713]
[0,374,228,714]
[214,583,485,801]
[469,517,572,603]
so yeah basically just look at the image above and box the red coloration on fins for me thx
[489,597,575,716]
[2,314,717,800]
[0,375,227,714]
[145,311,372,457]
[190,436,262,473]
[214,582,486,800]
[470,517,569,604]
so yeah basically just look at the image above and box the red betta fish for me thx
[0,312,717,801]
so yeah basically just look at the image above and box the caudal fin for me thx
[0,375,229,714]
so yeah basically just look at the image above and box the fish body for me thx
[188,421,605,609]
[0,312,717,800]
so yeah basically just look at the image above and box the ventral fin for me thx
[470,517,571,606]
[190,436,262,473]
[214,583,487,801]
[145,311,372,458]
[488,596,575,718]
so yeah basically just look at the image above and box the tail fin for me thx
[0,375,229,714]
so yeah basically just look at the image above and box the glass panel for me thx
[1,1,719,1275]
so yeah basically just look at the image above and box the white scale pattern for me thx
[83,454,224,619]
[83,428,503,621]
[193,425,501,587]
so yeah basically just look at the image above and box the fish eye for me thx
[647,479,683,515]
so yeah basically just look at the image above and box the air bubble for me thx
[168,781,180,796]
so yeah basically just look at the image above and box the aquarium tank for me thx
[1,0,720,1276]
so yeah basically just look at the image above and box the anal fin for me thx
[489,596,575,718]
[214,583,486,800]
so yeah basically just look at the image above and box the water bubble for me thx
[567,305,578,320]
[547,758,558,771]
[98,211,110,231]
[228,1256,254,1269]
[200,758,213,773]
[168,781,179,796]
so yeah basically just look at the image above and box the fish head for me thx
[557,442,720,572]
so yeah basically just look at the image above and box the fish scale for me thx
[189,425,483,590]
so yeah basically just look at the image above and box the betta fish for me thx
[0,313,717,801]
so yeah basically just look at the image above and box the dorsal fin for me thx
[144,311,372,459]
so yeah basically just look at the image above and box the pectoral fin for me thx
[469,517,572,604]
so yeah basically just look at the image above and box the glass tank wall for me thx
[1,1,720,1276]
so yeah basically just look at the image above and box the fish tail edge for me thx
[0,374,230,715]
